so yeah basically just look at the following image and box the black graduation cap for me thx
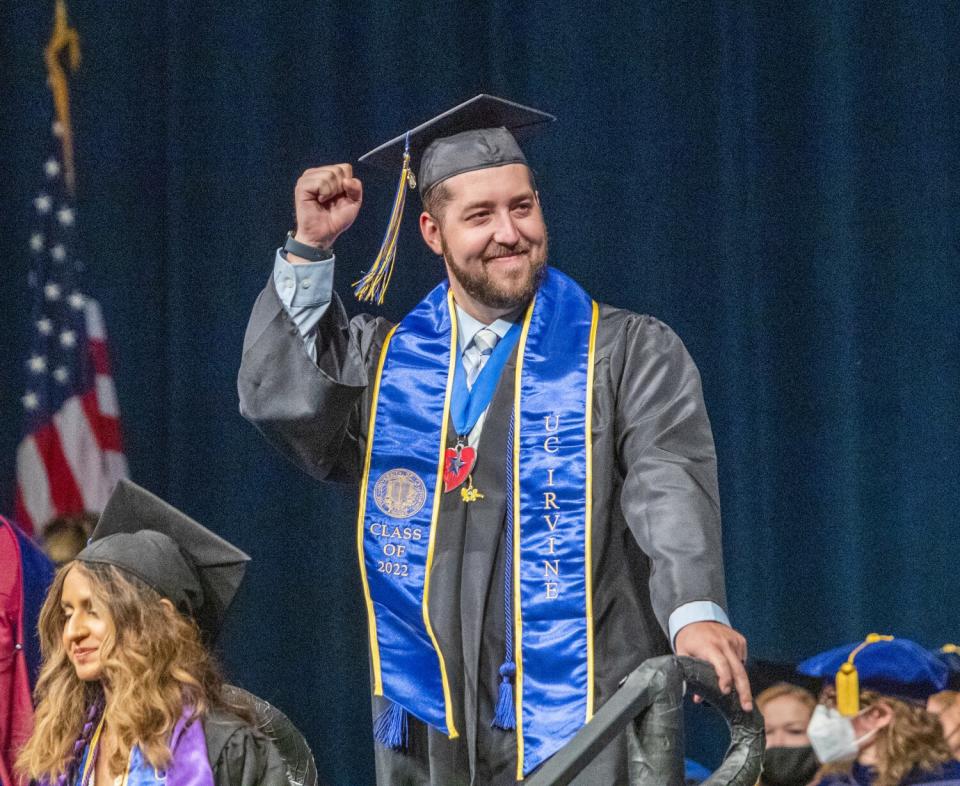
[76,479,250,641]
[360,94,555,195]
[352,94,555,305]
[746,658,821,697]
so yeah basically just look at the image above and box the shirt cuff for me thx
[668,601,730,650]
[272,249,335,309]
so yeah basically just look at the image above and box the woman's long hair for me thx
[17,561,249,781]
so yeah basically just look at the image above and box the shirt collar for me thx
[453,302,522,353]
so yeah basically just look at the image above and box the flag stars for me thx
[34,194,53,214]
[56,206,75,227]
[27,354,48,374]
[22,392,39,411]
[29,232,45,252]
[60,329,77,349]
[45,158,61,178]
[44,282,62,301]
[53,366,70,384]
[50,244,67,262]
[68,291,85,310]
[36,317,53,335]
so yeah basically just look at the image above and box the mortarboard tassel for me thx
[374,700,409,751]
[836,633,893,716]
[353,132,417,305]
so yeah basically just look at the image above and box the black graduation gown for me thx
[238,279,728,785]
[205,708,292,786]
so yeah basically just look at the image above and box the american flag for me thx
[14,14,128,537]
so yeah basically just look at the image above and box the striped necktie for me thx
[463,327,500,389]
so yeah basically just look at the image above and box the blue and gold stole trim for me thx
[511,269,597,777]
[357,268,598,773]
[356,281,459,737]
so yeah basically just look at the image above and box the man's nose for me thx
[492,211,520,246]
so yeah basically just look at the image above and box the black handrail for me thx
[524,655,765,786]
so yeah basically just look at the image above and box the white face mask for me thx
[806,704,879,764]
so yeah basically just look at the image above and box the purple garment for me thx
[61,707,215,786]
[164,709,215,786]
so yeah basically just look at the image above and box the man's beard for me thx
[441,232,548,311]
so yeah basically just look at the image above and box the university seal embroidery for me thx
[373,468,427,519]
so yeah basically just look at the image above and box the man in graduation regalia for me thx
[239,95,752,784]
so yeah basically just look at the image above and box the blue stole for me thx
[357,267,599,776]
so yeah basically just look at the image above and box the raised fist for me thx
[290,164,363,259]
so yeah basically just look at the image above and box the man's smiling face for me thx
[420,163,548,317]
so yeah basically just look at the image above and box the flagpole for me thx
[43,0,80,195]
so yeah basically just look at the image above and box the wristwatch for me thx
[283,231,333,262]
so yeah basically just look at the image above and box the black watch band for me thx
[283,231,333,262]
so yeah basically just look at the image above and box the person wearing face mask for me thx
[798,634,960,786]
[756,683,820,786]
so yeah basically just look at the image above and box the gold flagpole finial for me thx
[44,0,81,194]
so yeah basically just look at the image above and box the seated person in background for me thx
[798,634,960,786]
[931,644,960,759]
[40,512,99,567]
[928,691,960,762]
[756,682,820,786]
[16,480,293,786]
[1,515,54,786]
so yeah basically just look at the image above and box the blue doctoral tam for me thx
[798,635,949,702]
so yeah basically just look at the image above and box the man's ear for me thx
[420,211,443,256]
[159,597,177,615]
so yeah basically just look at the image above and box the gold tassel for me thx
[836,662,860,716]
[354,133,417,304]
[836,633,893,716]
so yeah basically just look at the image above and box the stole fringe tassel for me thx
[374,701,410,751]
[491,661,517,730]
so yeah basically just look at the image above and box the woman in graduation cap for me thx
[798,634,960,786]
[16,480,293,786]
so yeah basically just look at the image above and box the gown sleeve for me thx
[209,723,290,786]
[238,277,393,483]
[613,313,728,634]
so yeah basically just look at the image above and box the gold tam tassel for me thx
[354,132,417,304]
[836,662,860,716]
[836,633,893,716]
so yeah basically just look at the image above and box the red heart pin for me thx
[443,446,476,492]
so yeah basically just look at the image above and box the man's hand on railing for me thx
[675,621,753,711]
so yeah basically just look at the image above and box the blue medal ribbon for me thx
[450,322,521,437]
